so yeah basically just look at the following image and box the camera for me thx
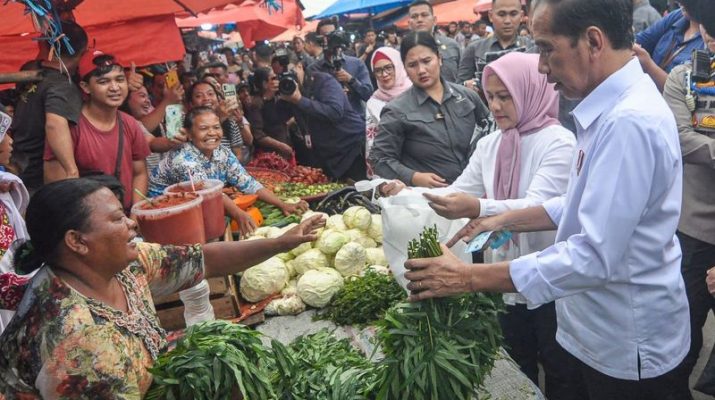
[320,30,351,71]
[472,47,527,90]
[274,48,299,95]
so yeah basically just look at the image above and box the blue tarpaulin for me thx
[312,0,413,19]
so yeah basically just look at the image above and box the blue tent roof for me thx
[312,0,413,19]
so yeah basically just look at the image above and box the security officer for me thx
[406,0,461,82]
[662,15,715,395]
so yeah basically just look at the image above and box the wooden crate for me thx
[156,294,239,332]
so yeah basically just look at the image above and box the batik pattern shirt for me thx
[148,142,263,197]
[0,242,204,399]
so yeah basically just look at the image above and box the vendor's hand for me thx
[411,172,448,188]
[379,180,407,196]
[276,143,294,159]
[234,209,257,238]
[127,63,144,92]
[281,200,309,216]
[446,215,502,248]
[707,267,715,296]
[0,181,18,194]
[279,86,302,104]
[424,192,480,220]
[404,244,472,301]
[279,215,326,249]
[335,69,353,84]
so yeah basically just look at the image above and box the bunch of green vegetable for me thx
[256,200,302,227]
[374,226,504,400]
[145,321,274,400]
[269,329,381,400]
[316,269,406,326]
[275,182,346,199]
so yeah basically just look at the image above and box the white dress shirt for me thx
[509,58,690,380]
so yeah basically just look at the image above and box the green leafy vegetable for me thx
[316,269,407,326]
[374,226,504,400]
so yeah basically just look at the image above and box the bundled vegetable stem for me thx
[375,225,504,400]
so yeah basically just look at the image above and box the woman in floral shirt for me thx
[0,178,324,399]
[148,106,307,237]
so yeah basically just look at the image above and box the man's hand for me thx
[379,180,407,196]
[423,192,480,220]
[707,267,715,296]
[279,86,302,104]
[127,62,144,92]
[163,83,184,104]
[170,128,189,145]
[404,244,473,301]
[0,181,17,194]
[463,79,481,94]
[633,44,655,70]
[279,215,326,249]
[446,216,503,247]
[412,172,448,188]
[334,68,353,84]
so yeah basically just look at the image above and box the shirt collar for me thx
[414,79,454,105]
[572,58,642,131]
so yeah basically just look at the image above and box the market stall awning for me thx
[394,0,526,28]
[176,0,304,47]
[270,20,319,42]
[0,0,247,36]
[312,0,414,19]
[0,14,186,73]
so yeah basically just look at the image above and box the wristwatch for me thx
[348,77,357,86]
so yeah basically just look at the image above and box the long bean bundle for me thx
[374,226,504,400]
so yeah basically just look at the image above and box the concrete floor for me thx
[692,314,715,400]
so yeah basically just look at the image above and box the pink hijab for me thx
[370,47,412,102]
[482,52,560,201]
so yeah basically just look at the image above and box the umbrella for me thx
[312,0,414,19]
[176,0,304,46]
[0,0,249,36]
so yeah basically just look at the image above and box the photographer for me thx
[244,67,295,159]
[278,56,367,181]
[310,19,374,118]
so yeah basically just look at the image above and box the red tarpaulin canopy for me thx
[270,19,319,42]
[0,0,246,36]
[176,0,304,47]
[0,14,186,73]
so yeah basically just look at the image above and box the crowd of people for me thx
[0,0,713,398]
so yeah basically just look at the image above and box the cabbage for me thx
[265,227,284,239]
[239,257,288,302]
[276,252,294,262]
[289,241,312,258]
[326,215,348,231]
[285,260,297,278]
[297,267,344,308]
[345,229,377,249]
[366,247,387,267]
[265,295,306,316]
[292,248,329,275]
[315,229,348,255]
[343,206,372,231]
[365,265,390,275]
[367,214,383,243]
[334,242,367,277]
[281,279,298,296]
[252,227,273,237]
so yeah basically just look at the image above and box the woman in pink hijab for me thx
[384,52,584,399]
[365,47,411,177]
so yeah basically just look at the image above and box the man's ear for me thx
[585,26,605,56]
[79,80,91,95]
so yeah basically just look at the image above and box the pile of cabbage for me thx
[239,206,387,316]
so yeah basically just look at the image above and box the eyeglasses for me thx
[373,64,395,77]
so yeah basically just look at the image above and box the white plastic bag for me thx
[354,180,472,290]
[179,279,215,327]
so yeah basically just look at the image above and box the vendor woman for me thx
[369,31,492,188]
[148,106,307,236]
[0,178,324,398]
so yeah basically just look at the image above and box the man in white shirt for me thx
[403,0,691,398]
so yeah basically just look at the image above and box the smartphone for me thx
[165,104,184,140]
[0,111,11,138]
[164,69,180,89]
[222,83,237,104]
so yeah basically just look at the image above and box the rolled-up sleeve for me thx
[509,114,673,306]
[370,106,415,184]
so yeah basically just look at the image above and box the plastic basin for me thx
[166,179,225,240]
[131,192,206,245]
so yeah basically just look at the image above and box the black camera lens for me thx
[279,75,297,95]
